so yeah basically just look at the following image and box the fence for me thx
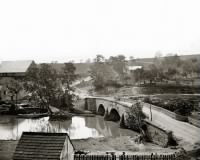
[74,153,176,160]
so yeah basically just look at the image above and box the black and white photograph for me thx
[0,0,200,159]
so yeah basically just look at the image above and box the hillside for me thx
[38,54,200,78]
[45,63,92,77]
[133,54,200,64]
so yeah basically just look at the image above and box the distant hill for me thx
[74,63,92,76]
[129,54,200,66]
[38,54,200,77]
[44,63,92,77]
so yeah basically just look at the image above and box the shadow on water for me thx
[0,115,137,140]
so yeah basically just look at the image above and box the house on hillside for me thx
[13,132,75,160]
[0,60,35,101]
[127,66,143,73]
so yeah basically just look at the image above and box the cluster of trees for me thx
[90,53,200,89]
[6,62,77,112]
[144,96,194,116]
[131,54,200,85]
[5,79,23,105]
[90,54,128,89]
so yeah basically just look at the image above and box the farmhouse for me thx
[13,132,75,160]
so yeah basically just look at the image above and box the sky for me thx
[0,0,200,63]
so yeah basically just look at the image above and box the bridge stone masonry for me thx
[85,97,131,125]
[85,97,176,147]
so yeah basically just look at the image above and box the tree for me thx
[6,79,23,105]
[126,101,146,132]
[61,63,77,90]
[167,67,178,78]
[61,62,77,110]
[90,55,106,89]
[154,51,162,58]
[193,61,200,75]
[182,61,193,78]
[131,68,144,84]
[94,54,105,63]
[24,63,64,113]
[108,55,127,82]
[90,55,118,89]
[85,58,91,63]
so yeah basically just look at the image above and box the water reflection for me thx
[0,115,136,140]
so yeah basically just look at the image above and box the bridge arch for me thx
[97,104,105,116]
[109,108,121,122]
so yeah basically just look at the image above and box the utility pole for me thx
[150,103,152,121]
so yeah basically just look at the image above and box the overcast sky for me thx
[0,0,200,63]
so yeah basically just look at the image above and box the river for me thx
[0,115,137,140]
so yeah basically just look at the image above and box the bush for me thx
[143,96,151,103]
[174,99,194,116]
[126,101,146,132]
[143,96,194,116]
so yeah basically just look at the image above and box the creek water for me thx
[0,115,137,140]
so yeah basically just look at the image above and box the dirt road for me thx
[142,103,200,145]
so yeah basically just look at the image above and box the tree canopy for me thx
[24,63,76,111]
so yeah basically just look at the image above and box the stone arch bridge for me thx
[85,97,135,127]
[85,96,176,147]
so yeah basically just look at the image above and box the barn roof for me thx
[13,132,73,160]
[0,60,33,73]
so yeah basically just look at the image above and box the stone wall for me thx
[144,120,174,147]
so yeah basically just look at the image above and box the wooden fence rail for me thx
[74,154,176,160]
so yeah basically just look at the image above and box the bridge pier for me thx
[119,114,127,128]
[104,109,110,121]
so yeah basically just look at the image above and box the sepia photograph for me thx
[0,0,200,159]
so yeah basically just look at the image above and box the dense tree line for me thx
[90,54,200,89]
[4,63,76,112]
[132,54,200,85]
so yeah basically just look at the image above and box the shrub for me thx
[174,99,194,116]
[126,101,146,132]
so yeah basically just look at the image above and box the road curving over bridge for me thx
[85,96,200,147]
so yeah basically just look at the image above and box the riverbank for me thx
[72,136,175,154]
